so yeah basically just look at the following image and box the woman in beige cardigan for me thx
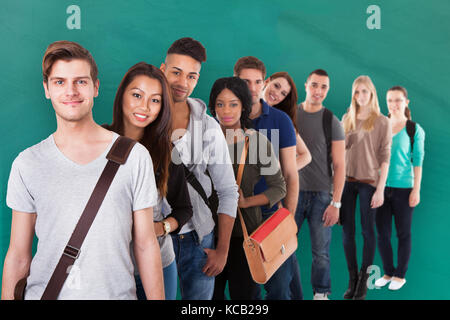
[340,76,392,300]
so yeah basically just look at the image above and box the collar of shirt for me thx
[260,99,270,117]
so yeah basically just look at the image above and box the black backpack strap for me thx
[406,120,416,163]
[183,165,211,208]
[322,108,333,177]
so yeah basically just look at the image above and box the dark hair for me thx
[387,85,411,120]
[208,77,253,130]
[267,71,299,132]
[307,69,329,81]
[105,62,173,196]
[167,37,207,63]
[233,56,266,79]
[42,40,98,83]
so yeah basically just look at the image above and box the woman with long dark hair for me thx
[209,77,286,300]
[375,86,425,291]
[104,62,193,300]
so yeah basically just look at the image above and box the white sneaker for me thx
[313,293,329,300]
[388,278,406,290]
[375,276,391,287]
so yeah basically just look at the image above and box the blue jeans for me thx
[135,260,178,300]
[171,230,215,300]
[293,191,332,295]
[376,187,414,279]
[261,210,300,300]
[341,181,377,273]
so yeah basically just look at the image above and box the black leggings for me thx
[376,187,414,279]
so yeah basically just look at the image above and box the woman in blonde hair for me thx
[340,75,392,300]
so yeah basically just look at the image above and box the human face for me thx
[237,68,264,105]
[214,88,242,130]
[354,83,372,108]
[264,77,291,106]
[305,74,329,106]
[386,90,409,118]
[160,54,201,103]
[43,59,99,123]
[122,75,162,134]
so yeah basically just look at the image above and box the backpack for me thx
[322,108,333,177]
[180,115,219,217]
[183,165,219,216]
[405,119,416,163]
[298,104,334,177]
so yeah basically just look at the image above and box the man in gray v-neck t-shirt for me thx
[2,40,163,300]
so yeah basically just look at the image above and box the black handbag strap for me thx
[41,136,136,300]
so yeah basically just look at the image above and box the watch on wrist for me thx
[330,200,342,209]
[162,220,171,236]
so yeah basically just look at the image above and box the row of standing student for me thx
[2,37,424,300]
[112,41,424,300]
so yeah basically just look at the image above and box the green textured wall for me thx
[1,0,449,299]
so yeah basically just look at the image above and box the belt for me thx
[346,177,375,184]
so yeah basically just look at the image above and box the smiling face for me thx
[160,54,201,103]
[43,59,99,123]
[214,88,243,130]
[305,73,329,106]
[387,89,409,118]
[122,75,162,133]
[264,77,291,106]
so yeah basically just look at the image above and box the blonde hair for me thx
[342,75,381,133]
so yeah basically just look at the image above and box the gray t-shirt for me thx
[296,105,345,192]
[6,133,157,300]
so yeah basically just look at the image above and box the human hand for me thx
[238,189,248,209]
[409,188,420,207]
[153,221,164,237]
[202,248,227,277]
[371,189,384,208]
[322,205,340,227]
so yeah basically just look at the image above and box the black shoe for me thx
[343,271,358,300]
[353,270,370,300]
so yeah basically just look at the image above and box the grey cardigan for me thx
[172,98,239,242]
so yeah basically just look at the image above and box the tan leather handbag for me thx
[236,136,298,284]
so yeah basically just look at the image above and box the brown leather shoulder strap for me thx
[41,136,136,300]
[106,136,137,164]
[236,136,250,240]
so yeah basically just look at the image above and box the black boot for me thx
[343,271,358,299]
[353,270,370,300]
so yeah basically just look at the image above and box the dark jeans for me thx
[292,191,332,295]
[171,231,215,300]
[289,254,304,300]
[341,181,377,274]
[376,187,414,279]
[261,210,302,300]
[213,237,261,300]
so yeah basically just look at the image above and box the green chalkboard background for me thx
[1,0,449,300]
